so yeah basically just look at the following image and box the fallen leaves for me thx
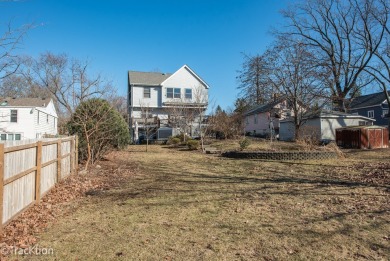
[0,157,135,259]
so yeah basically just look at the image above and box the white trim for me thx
[160,65,210,89]
[367,110,374,118]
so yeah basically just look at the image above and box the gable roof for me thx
[161,65,210,89]
[0,97,51,107]
[244,98,286,116]
[350,90,390,109]
[128,71,172,86]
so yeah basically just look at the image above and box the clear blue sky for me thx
[2,0,291,110]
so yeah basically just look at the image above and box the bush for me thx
[239,137,251,151]
[167,137,181,147]
[67,98,130,168]
[187,139,199,150]
[175,133,191,142]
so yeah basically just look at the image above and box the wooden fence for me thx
[0,136,78,230]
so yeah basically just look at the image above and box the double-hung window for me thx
[174,88,181,98]
[383,109,388,118]
[185,89,192,99]
[167,88,174,98]
[167,88,181,98]
[144,87,151,98]
[368,110,374,118]
[10,110,17,122]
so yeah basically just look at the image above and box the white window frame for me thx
[185,88,192,99]
[254,114,258,124]
[368,110,374,118]
[143,87,151,98]
[167,88,173,98]
[174,88,181,98]
[383,109,388,117]
[10,109,17,123]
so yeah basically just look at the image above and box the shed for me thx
[336,125,389,149]
[279,110,375,141]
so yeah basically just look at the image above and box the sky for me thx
[2,0,291,110]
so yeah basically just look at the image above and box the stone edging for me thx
[221,151,337,160]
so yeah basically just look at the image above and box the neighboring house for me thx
[349,90,389,126]
[0,97,58,140]
[128,65,209,141]
[279,110,375,141]
[244,98,293,137]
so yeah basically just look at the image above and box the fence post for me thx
[35,141,42,202]
[57,139,61,181]
[0,144,4,231]
[75,136,78,174]
[70,137,74,175]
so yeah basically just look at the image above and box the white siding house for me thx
[128,65,209,141]
[0,97,58,140]
[279,111,375,141]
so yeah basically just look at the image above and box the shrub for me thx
[175,133,191,142]
[167,137,181,147]
[67,98,130,169]
[239,137,251,151]
[187,139,200,150]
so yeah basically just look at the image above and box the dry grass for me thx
[23,145,389,260]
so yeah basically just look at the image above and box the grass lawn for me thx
[25,143,389,260]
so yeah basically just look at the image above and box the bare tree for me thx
[25,52,115,119]
[267,40,330,140]
[0,21,30,80]
[237,53,273,106]
[280,0,388,111]
[139,101,157,152]
[165,86,208,143]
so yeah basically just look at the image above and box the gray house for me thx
[127,65,209,142]
[349,91,389,126]
[279,111,375,141]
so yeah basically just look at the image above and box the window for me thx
[143,87,151,98]
[8,134,13,140]
[0,134,6,140]
[15,134,21,140]
[368,110,374,118]
[47,114,49,123]
[10,110,17,122]
[167,88,181,98]
[174,88,181,98]
[185,89,192,99]
[167,88,173,98]
[383,109,389,118]
[254,114,258,124]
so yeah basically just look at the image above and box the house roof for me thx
[128,71,173,86]
[280,110,375,122]
[244,98,286,116]
[0,97,51,107]
[350,90,390,109]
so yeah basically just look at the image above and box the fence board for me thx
[40,163,57,196]
[0,136,77,227]
[3,172,35,224]
[4,148,36,180]
[61,156,71,179]
[42,144,57,164]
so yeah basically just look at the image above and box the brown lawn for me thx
[21,142,390,260]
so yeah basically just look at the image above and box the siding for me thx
[161,66,208,105]
[349,105,389,126]
[0,108,35,139]
[132,86,161,108]
[34,109,57,138]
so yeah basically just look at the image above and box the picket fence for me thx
[0,136,78,230]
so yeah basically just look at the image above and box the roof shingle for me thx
[350,91,390,109]
[0,97,50,107]
[128,71,172,86]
